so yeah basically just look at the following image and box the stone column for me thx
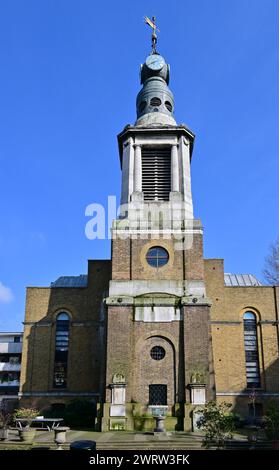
[180,136,193,218]
[171,144,179,192]
[134,145,142,192]
[121,138,134,206]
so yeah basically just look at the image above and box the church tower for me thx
[103,27,216,431]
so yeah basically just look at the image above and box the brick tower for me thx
[102,37,215,431]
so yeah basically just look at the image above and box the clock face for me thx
[146,54,165,71]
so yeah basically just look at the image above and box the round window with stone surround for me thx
[146,246,169,268]
[150,346,166,360]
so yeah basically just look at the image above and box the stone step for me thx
[98,440,203,450]
[0,441,203,451]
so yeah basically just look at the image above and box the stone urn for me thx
[18,428,36,443]
[154,416,166,433]
[0,428,9,441]
[54,426,70,450]
[148,406,168,434]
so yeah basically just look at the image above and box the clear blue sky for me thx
[0,0,279,331]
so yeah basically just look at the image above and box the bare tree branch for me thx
[263,237,279,285]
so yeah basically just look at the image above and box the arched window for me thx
[53,312,70,388]
[243,312,261,388]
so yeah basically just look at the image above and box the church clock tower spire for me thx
[103,21,216,433]
[117,25,194,217]
[137,17,175,126]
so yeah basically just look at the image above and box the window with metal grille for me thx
[53,312,70,389]
[141,147,171,201]
[243,312,261,388]
[149,384,167,405]
[150,346,166,360]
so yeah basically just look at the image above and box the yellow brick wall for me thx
[20,260,110,399]
[205,259,279,402]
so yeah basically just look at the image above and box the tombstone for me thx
[192,408,203,432]
[111,385,126,405]
[110,373,126,417]
[189,383,206,405]
[110,405,126,417]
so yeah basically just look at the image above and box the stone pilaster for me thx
[182,302,216,403]
[134,145,142,192]
[171,144,179,192]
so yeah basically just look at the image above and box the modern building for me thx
[0,332,23,410]
[18,38,279,431]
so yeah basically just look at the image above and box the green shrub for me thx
[265,406,279,440]
[12,407,39,428]
[197,401,236,448]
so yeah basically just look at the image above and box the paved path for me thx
[4,429,204,450]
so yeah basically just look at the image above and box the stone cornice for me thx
[106,295,212,308]
[181,296,212,307]
[23,321,104,327]
[117,124,195,167]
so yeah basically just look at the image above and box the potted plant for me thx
[0,409,11,441]
[265,406,279,449]
[13,407,39,443]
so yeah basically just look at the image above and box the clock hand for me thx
[150,60,160,66]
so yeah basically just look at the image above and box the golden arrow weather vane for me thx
[144,16,160,54]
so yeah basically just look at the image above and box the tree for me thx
[263,238,279,285]
[196,401,236,448]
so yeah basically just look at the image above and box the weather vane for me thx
[144,16,160,54]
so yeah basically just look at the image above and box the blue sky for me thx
[0,0,279,331]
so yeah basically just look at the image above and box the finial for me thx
[144,15,160,54]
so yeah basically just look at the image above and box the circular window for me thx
[165,101,173,112]
[150,346,165,360]
[139,100,147,113]
[146,246,169,268]
[150,97,162,107]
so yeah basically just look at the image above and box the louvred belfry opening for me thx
[141,147,171,201]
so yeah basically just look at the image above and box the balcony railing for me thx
[0,363,21,372]
[0,380,20,387]
[0,343,22,354]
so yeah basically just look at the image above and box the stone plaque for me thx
[191,386,206,405]
[111,385,126,405]
[110,405,126,417]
